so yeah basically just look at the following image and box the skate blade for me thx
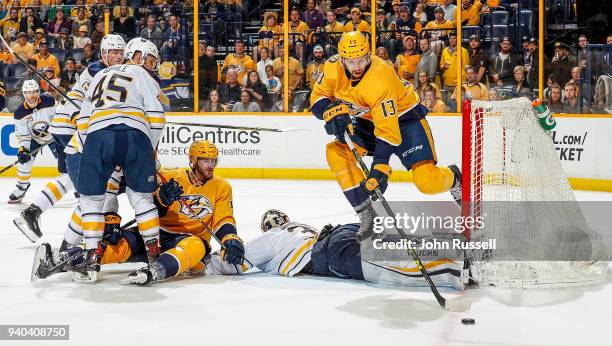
[72,271,98,284]
[13,217,39,243]
[7,198,23,204]
[30,244,48,282]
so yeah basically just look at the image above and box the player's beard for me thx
[191,161,216,183]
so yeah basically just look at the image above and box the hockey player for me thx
[75,37,165,281]
[309,31,462,241]
[13,34,127,243]
[32,140,246,285]
[8,80,56,204]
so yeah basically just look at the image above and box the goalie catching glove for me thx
[360,162,392,195]
[220,234,245,265]
[323,102,351,143]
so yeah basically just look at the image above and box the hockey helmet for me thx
[0,81,6,96]
[261,209,290,232]
[338,31,369,59]
[124,37,160,71]
[22,79,40,97]
[189,140,218,167]
[100,34,126,64]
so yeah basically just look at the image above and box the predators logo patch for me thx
[180,195,214,219]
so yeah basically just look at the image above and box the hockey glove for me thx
[17,147,32,164]
[155,178,184,207]
[323,102,351,143]
[220,234,245,265]
[360,163,392,196]
[102,212,122,245]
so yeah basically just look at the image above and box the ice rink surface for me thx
[0,177,610,346]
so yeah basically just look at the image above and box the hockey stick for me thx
[343,131,471,312]
[157,172,252,267]
[0,35,80,109]
[0,144,49,176]
[166,121,308,133]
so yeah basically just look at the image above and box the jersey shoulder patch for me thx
[39,94,56,108]
[327,54,340,63]
[86,60,106,77]
[13,104,30,120]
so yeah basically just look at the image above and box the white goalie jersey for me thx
[207,222,318,277]
[77,64,165,150]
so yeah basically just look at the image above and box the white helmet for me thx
[22,79,40,97]
[261,209,289,232]
[100,34,126,64]
[124,37,160,71]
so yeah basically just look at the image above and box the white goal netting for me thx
[464,98,609,288]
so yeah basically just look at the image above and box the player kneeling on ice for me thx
[207,210,464,290]
[310,31,462,242]
[32,140,246,285]
[8,80,57,204]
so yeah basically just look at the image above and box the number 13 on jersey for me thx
[380,99,397,118]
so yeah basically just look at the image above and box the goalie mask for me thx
[261,209,289,232]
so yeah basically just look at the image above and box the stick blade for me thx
[444,297,472,312]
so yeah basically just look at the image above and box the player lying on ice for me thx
[32,140,246,284]
[309,31,462,241]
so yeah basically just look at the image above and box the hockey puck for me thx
[461,318,475,325]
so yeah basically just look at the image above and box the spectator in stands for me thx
[414,37,437,90]
[217,68,242,107]
[0,42,15,64]
[571,66,582,97]
[11,32,35,61]
[20,7,43,40]
[562,81,584,113]
[525,37,538,88]
[414,4,428,24]
[34,28,47,50]
[162,14,187,61]
[232,90,261,112]
[244,70,269,111]
[424,6,454,55]
[16,58,41,91]
[510,65,532,99]
[452,65,489,103]
[255,12,282,61]
[577,34,588,69]
[273,52,304,95]
[114,5,136,39]
[72,7,90,36]
[415,71,442,100]
[60,57,78,90]
[323,10,345,57]
[74,25,91,49]
[387,0,401,24]
[201,89,225,112]
[78,43,95,70]
[140,15,164,48]
[256,47,274,82]
[543,74,557,102]
[33,41,61,78]
[489,37,518,87]
[287,8,309,64]
[331,0,354,19]
[264,64,282,95]
[547,83,564,113]
[199,42,220,101]
[1,8,19,41]
[460,0,482,26]
[395,35,420,83]
[302,0,324,29]
[422,85,447,112]
[113,0,134,19]
[520,36,530,63]
[47,8,72,43]
[467,35,487,83]
[202,0,225,19]
[545,42,575,87]
[306,45,325,88]
[222,40,256,86]
[395,5,416,32]
[57,28,74,55]
[440,31,468,93]
[357,0,371,19]
[375,46,393,67]
[40,66,61,92]
[345,8,370,32]
[91,21,104,50]
[47,1,71,23]
[441,0,456,22]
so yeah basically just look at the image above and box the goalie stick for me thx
[157,172,253,268]
[343,131,471,312]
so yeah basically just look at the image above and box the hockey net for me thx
[461,98,609,288]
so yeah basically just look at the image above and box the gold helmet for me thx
[189,140,218,167]
[337,31,369,59]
